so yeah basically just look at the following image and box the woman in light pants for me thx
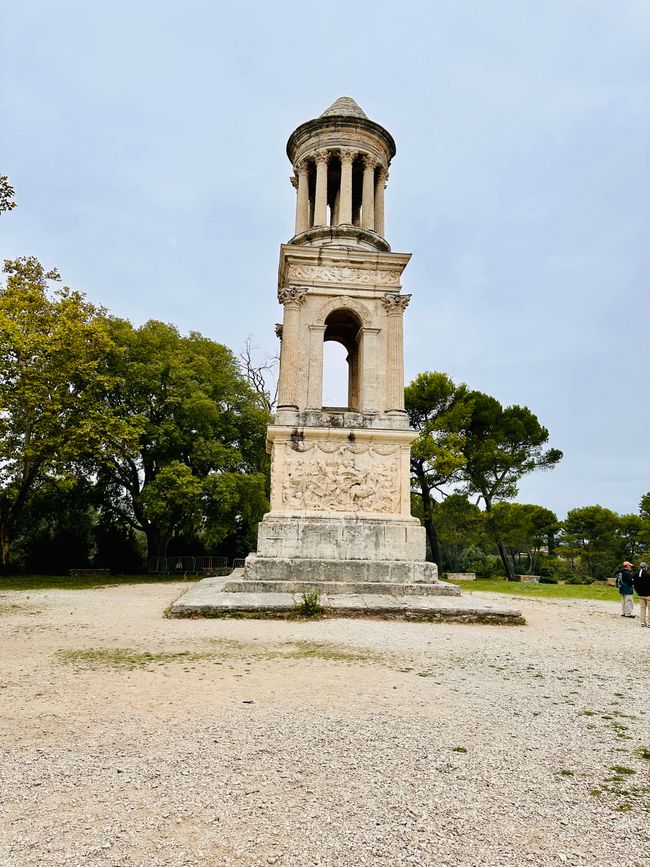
[619,562,635,617]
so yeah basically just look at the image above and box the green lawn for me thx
[0,574,198,592]
[454,578,620,602]
[0,573,622,603]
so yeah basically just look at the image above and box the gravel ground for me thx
[0,582,648,867]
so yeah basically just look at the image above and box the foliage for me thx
[0,258,140,566]
[297,590,323,617]
[434,494,486,571]
[405,372,471,567]
[485,502,560,576]
[460,391,562,579]
[561,505,623,580]
[0,176,16,213]
[96,318,271,559]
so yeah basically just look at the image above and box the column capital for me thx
[376,166,388,184]
[290,174,298,190]
[339,147,357,165]
[295,157,310,174]
[362,153,378,170]
[275,323,283,338]
[313,148,330,166]
[381,293,411,314]
[278,286,308,307]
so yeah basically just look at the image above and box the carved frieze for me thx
[279,441,401,514]
[287,264,400,286]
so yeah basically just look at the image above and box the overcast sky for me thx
[2,0,649,518]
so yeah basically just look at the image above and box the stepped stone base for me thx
[168,573,524,623]
[242,554,443,586]
[224,579,457,597]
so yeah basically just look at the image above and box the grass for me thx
[0,574,197,592]
[455,578,620,602]
[57,639,381,671]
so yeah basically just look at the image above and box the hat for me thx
[623,561,633,568]
[641,562,648,569]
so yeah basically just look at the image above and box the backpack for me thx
[615,571,623,589]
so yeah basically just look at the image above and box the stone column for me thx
[338,148,355,225]
[381,294,411,412]
[361,154,376,231]
[374,166,387,237]
[294,159,310,234]
[276,287,308,409]
[313,150,329,227]
[306,325,326,408]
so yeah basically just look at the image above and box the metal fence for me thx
[147,556,230,576]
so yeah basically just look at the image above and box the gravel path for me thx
[0,582,648,866]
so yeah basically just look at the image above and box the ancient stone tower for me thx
[243,96,438,590]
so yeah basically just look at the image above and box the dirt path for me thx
[0,582,648,866]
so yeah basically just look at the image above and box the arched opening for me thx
[322,309,362,411]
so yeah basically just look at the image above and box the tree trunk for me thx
[496,538,517,581]
[414,466,442,569]
[484,497,516,581]
[0,519,12,568]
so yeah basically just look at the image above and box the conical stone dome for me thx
[320,96,368,119]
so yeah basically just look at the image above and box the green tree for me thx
[616,514,649,563]
[434,493,486,572]
[560,505,620,580]
[486,502,560,575]
[460,392,563,580]
[0,176,16,213]
[97,319,270,561]
[405,372,471,567]
[0,258,139,567]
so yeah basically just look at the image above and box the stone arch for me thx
[314,295,373,328]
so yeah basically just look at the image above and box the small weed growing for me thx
[452,746,467,753]
[637,747,650,761]
[609,765,636,776]
[296,590,323,617]
[559,769,574,777]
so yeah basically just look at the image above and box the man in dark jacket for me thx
[634,561,650,627]
[618,561,635,617]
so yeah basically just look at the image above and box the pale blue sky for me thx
[2,0,649,517]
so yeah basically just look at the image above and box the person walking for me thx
[618,561,635,617]
[634,561,650,627]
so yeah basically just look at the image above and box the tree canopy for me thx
[0,258,139,564]
[96,318,271,561]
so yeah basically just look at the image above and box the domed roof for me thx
[320,96,368,120]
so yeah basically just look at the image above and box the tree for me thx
[561,505,621,580]
[405,372,471,567]
[0,258,139,566]
[97,318,270,561]
[486,502,560,576]
[460,392,563,580]
[0,176,16,213]
[616,514,649,563]
[434,493,486,572]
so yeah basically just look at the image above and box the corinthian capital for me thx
[295,158,310,175]
[278,286,308,306]
[362,153,378,170]
[339,147,357,165]
[290,174,298,190]
[313,148,330,166]
[381,293,411,314]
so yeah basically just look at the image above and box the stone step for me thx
[224,579,460,597]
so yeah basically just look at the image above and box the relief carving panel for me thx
[280,441,401,513]
[288,264,400,286]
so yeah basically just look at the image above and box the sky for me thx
[2,0,649,518]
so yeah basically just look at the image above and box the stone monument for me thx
[233,96,453,596]
[171,98,523,620]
